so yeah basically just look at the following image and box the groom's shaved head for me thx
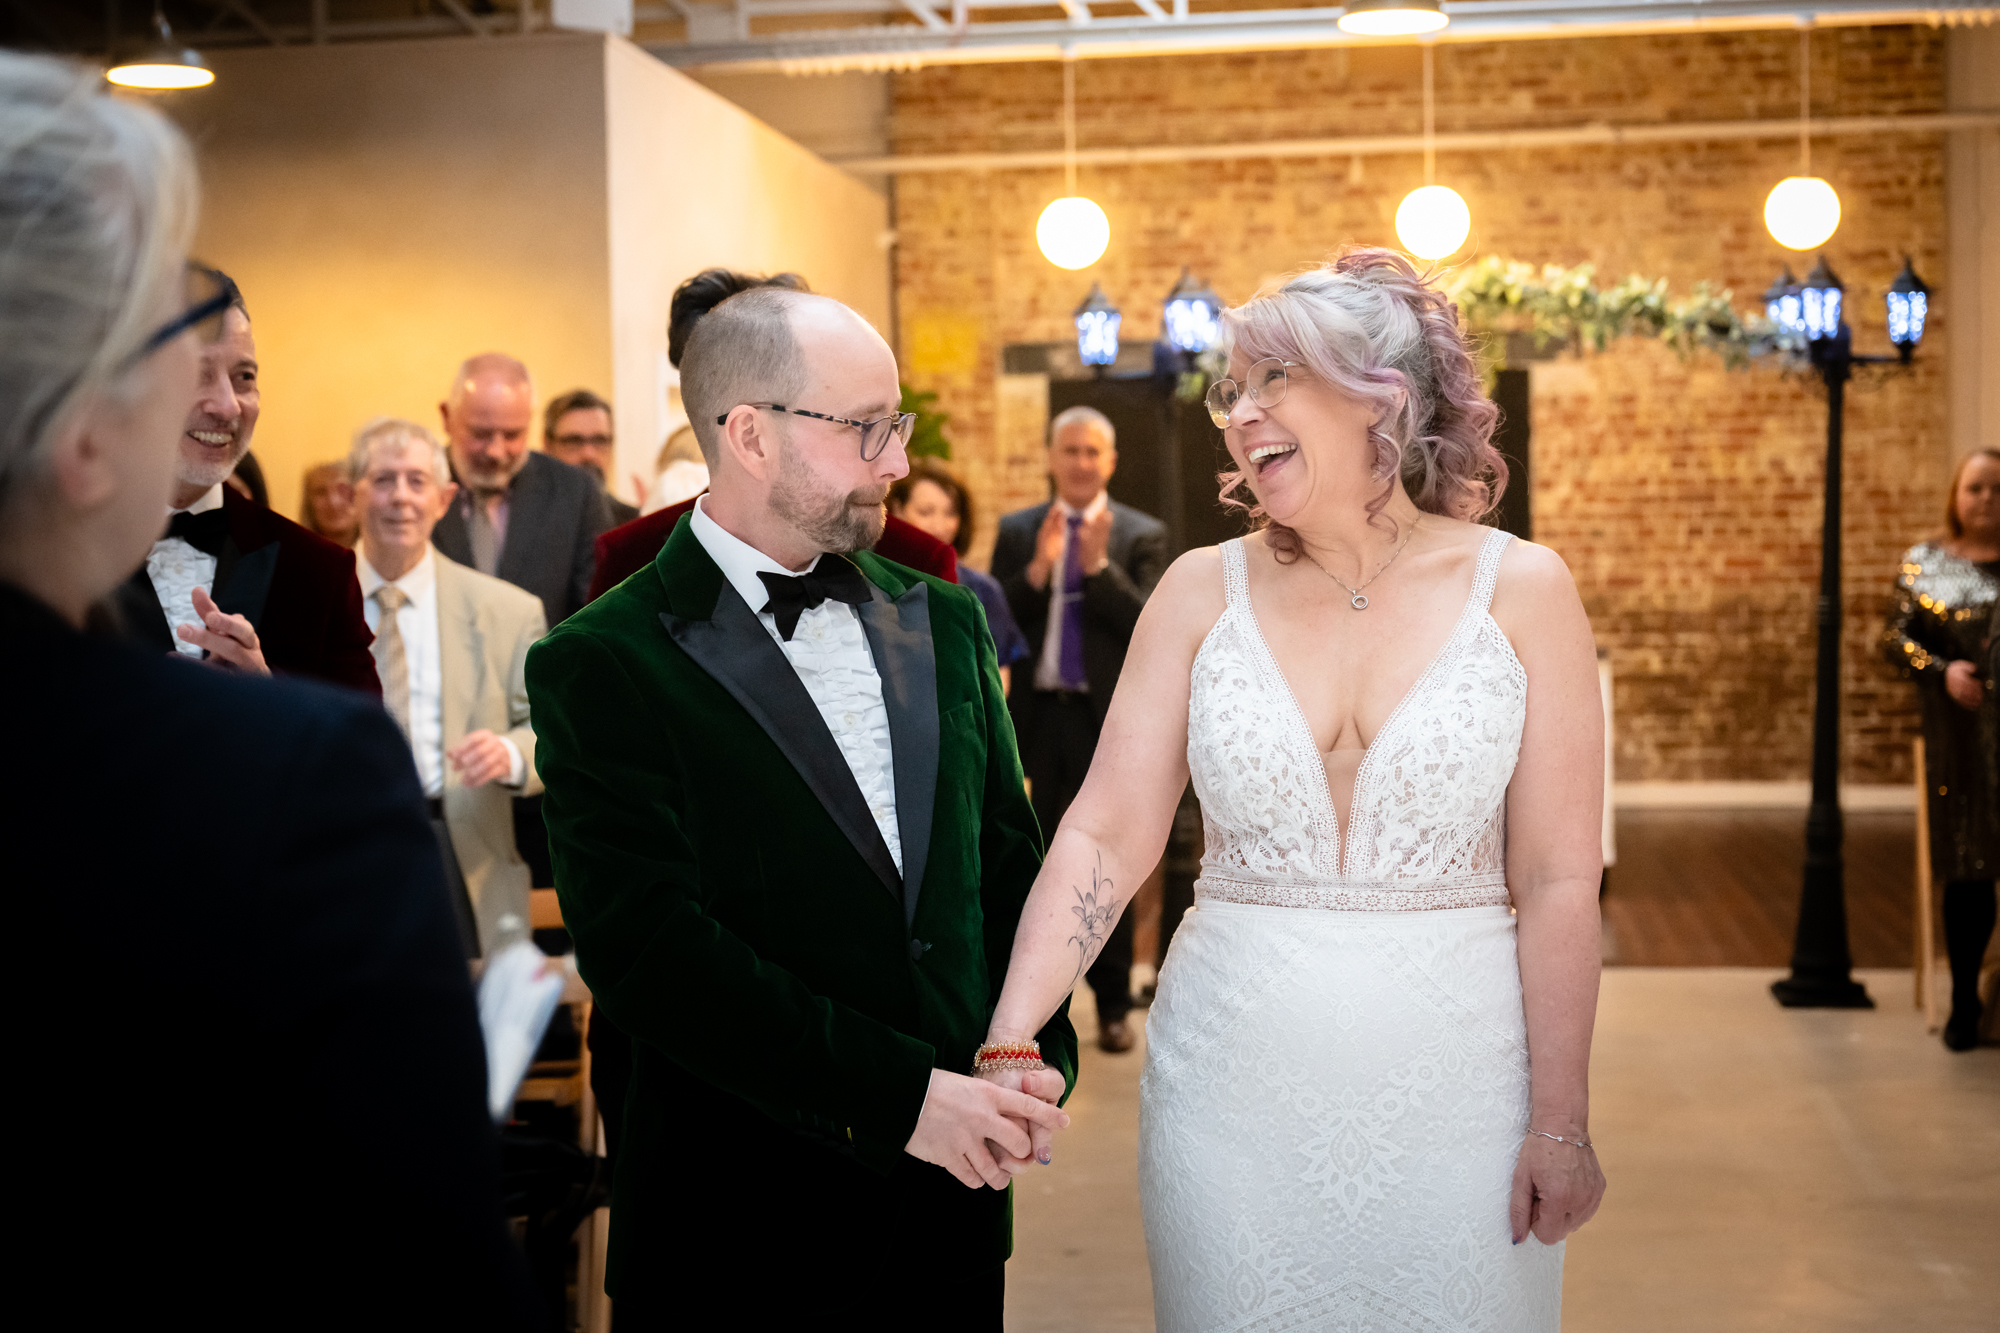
[682,287,824,466]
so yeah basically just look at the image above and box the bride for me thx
[978,249,1606,1330]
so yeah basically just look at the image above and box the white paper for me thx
[478,941,567,1123]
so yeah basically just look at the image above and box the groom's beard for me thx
[770,438,887,554]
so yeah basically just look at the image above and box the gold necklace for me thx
[1301,521,1419,610]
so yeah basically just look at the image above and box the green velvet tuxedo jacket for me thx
[524,515,1076,1294]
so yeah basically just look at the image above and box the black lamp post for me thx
[1770,253,1932,1009]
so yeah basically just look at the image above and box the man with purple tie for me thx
[992,405,1168,1052]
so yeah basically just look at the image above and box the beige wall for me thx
[163,33,890,522]
[167,34,615,524]
[602,41,891,497]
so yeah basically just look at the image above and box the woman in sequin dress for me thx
[1884,448,2000,1051]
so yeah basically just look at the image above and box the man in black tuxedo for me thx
[112,274,380,695]
[991,405,1168,1052]
[432,353,612,628]
[2,60,531,1325]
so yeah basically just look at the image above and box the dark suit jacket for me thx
[525,516,1075,1298]
[991,497,1169,726]
[434,450,611,627]
[607,494,640,527]
[7,582,534,1329]
[587,496,958,603]
[114,486,380,695]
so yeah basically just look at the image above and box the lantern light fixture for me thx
[106,4,215,90]
[1337,0,1449,36]
[1798,256,1844,344]
[1763,266,1804,335]
[1076,283,1121,368]
[1163,267,1223,355]
[1884,256,1929,361]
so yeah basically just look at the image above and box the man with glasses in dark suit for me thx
[542,387,638,526]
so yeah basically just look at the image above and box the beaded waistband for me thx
[1195,869,1512,913]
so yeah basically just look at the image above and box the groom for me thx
[525,287,1076,1327]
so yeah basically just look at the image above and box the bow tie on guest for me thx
[757,557,873,642]
[166,507,229,558]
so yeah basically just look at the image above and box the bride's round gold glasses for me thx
[1204,357,1298,429]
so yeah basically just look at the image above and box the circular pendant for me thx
[1351,593,1369,610]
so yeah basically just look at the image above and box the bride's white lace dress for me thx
[1140,528,1563,1332]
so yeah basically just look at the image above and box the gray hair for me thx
[445,352,535,414]
[0,53,198,506]
[1050,404,1115,451]
[680,286,816,466]
[349,417,452,487]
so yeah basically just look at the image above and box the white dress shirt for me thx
[689,496,903,874]
[146,483,224,658]
[359,546,524,799]
[1033,489,1110,692]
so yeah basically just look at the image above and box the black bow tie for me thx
[757,557,873,642]
[166,507,229,557]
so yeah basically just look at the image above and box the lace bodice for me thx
[1186,528,1526,910]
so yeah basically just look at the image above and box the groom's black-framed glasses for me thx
[127,264,239,368]
[719,403,918,463]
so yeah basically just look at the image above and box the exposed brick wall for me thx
[890,26,1954,783]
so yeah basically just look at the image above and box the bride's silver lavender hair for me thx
[1215,248,1506,561]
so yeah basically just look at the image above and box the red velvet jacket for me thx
[587,497,957,604]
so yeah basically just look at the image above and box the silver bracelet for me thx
[1527,1129,1593,1150]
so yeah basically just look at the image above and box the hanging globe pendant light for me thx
[1394,43,1471,261]
[1338,0,1448,36]
[107,4,215,90]
[1765,28,1839,251]
[1038,56,1110,271]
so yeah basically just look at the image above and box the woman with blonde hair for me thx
[1885,447,1999,1050]
[975,249,1604,1330]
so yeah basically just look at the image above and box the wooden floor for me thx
[1601,808,1918,968]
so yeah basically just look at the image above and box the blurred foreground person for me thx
[433,353,610,628]
[527,286,1074,1327]
[109,270,379,693]
[0,55,534,1328]
[543,387,638,525]
[300,458,359,546]
[1886,448,2000,1051]
[352,418,549,958]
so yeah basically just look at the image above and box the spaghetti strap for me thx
[1220,538,1249,609]
[1469,527,1514,615]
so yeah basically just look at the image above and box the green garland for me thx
[1443,255,1795,368]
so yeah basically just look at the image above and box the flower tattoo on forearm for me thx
[1066,852,1117,984]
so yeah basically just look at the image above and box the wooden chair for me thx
[516,888,612,1333]
[1912,738,1943,1033]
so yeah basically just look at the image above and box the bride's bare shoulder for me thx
[1488,534,1586,635]
[1140,546,1230,644]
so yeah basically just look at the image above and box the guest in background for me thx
[991,406,1167,1053]
[300,459,359,546]
[432,353,610,628]
[0,52,534,1326]
[890,456,1030,692]
[643,422,709,515]
[1886,447,2000,1051]
[352,417,548,958]
[110,267,379,695]
[543,387,638,526]
[227,448,267,506]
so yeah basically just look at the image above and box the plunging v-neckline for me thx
[1232,538,1494,875]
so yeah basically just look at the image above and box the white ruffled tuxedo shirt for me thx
[689,496,903,875]
[146,482,224,659]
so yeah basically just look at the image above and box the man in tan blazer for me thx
[350,417,547,955]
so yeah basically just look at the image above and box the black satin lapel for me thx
[211,538,277,631]
[661,585,903,903]
[111,566,174,652]
[857,582,938,929]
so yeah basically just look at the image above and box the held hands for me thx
[1509,1131,1605,1246]
[448,729,514,788]
[176,587,270,675]
[905,1069,1069,1191]
[1944,660,1986,711]
[974,1063,1069,1173]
